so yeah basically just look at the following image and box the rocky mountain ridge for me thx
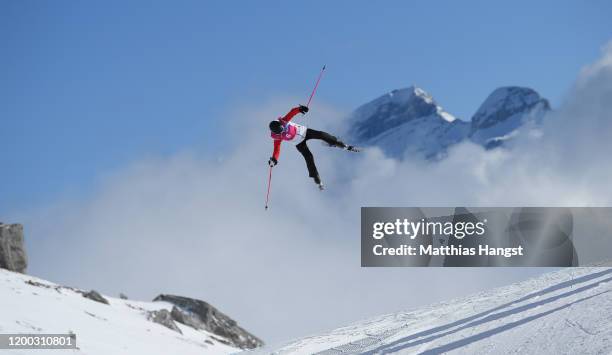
[347,85,551,159]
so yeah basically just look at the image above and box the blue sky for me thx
[1,0,611,215]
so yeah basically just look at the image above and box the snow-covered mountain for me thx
[469,87,550,149]
[347,86,550,159]
[259,265,612,354]
[0,268,261,355]
[347,86,469,160]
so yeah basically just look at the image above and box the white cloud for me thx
[16,43,612,344]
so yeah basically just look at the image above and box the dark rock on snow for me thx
[0,223,28,273]
[154,294,264,349]
[147,309,182,334]
[83,290,110,305]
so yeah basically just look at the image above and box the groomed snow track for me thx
[270,266,612,355]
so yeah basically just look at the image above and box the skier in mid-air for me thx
[268,104,359,190]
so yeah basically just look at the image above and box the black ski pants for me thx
[295,128,346,179]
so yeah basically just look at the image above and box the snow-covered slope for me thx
[262,266,612,354]
[469,87,550,149]
[347,87,469,160]
[347,86,550,159]
[0,269,245,355]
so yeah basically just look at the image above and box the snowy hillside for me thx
[261,266,612,354]
[347,86,550,159]
[0,269,257,355]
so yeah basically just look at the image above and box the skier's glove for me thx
[298,105,309,114]
[268,157,278,167]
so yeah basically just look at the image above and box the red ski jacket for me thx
[270,107,306,161]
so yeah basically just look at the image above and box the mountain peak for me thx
[350,86,457,140]
[385,86,440,109]
[411,86,456,122]
[469,86,551,147]
[348,86,466,159]
[347,85,552,160]
[471,86,550,130]
[410,86,434,103]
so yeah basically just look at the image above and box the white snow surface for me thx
[436,109,456,123]
[0,269,240,355]
[256,267,612,354]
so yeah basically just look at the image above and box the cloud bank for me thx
[16,43,612,344]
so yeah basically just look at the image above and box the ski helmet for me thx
[269,120,282,134]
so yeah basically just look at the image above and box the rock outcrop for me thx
[0,223,28,273]
[147,309,182,334]
[83,290,110,305]
[154,294,264,349]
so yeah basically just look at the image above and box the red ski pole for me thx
[266,66,325,210]
[265,165,273,210]
[306,65,326,108]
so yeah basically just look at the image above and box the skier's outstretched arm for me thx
[269,139,281,167]
[280,105,309,123]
